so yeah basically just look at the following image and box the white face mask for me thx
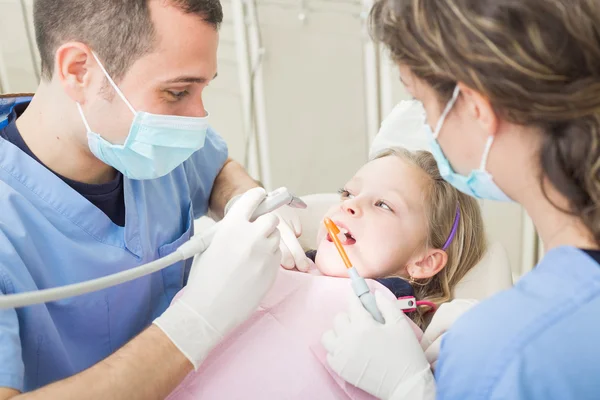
[425,86,512,202]
[77,52,210,180]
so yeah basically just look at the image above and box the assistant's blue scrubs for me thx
[0,95,228,392]
[436,246,600,399]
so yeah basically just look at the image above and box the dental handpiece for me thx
[0,187,307,309]
[178,187,307,258]
[323,218,385,324]
[348,268,385,324]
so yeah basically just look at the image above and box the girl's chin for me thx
[314,261,350,278]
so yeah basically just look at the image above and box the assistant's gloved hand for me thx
[225,190,312,272]
[322,292,436,400]
[154,187,282,369]
[420,298,478,371]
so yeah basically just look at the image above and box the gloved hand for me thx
[322,292,436,400]
[154,187,282,369]
[225,190,312,272]
[420,298,478,371]
[271,205,313,272]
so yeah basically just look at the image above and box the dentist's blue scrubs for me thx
[436,247,600,399]
[0,95,228,392]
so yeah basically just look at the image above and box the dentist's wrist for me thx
[224,194,242,216]
[224,179,265,216]
[153,299,223,370]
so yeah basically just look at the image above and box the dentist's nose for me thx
[188,96,208,117]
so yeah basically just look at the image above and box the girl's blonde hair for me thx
[374,148,487,328]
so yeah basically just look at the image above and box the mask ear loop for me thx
[479,135,495,171]
[76,103,93,133]
[432,85,461,140]
[90,51,137,116]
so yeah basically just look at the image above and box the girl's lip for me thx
[325,220,357,245]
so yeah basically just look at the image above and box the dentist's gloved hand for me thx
[271,205,313,272]
[154,187,281,370]
[322,292,436,400]
[420,298,478,371]
[225,190,312,272]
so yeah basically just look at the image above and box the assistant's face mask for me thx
[76,52,209,180]
[425,86,512,202]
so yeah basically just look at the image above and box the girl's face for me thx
[315,156,430,278]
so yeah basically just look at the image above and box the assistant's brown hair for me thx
[370,0,600,244]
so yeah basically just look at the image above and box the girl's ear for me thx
[406,248,448,279]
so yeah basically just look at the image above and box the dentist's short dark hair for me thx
[34,0,223,81]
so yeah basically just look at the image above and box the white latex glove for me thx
[322,291,436,400]
[154,187,282,369]
[420,298,478,371]
[271,205,313,272]
[225,190,312,272]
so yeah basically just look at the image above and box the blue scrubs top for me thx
[0,96,228,392]
[436,246,600,399]
[0,102,126,226]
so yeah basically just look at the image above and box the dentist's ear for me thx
[54,42,97,103]
[407,249,448,280]
[457,82,499,137]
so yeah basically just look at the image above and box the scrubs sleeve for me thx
[183,126,229,219]
[0,271,24,391]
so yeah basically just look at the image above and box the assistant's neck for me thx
[16,82,117,184]
[496,124,597,254]
[521,181,597,253]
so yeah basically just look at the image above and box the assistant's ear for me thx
[54,42,97,104]
[457,82,499,137]
[407,248,448,280]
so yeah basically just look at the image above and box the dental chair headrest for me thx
[369,101,431,158]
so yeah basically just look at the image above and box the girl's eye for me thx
[338,188,354,200]
[375,200,393,212]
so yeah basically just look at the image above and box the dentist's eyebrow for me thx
[164,72,218,84]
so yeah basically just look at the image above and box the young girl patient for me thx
[168,148,487,400]
[307,147,487,328]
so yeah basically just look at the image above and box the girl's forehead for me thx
[355,157,426,185]
[352,156,431,211]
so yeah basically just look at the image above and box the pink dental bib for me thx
[168,269,422,399]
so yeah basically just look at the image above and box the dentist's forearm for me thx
[14,325,192,400]
[209,158,260,219]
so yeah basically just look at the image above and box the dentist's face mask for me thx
[76,52,209,180]
[425,86,512,202]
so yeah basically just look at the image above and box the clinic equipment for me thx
[0,187,306,309]
[323,218,385,324]
[397,297,437,313]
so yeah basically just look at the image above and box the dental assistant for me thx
[0,0,311,398]
[323,0,600,399]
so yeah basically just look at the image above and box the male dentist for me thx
[0,0,309,398]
